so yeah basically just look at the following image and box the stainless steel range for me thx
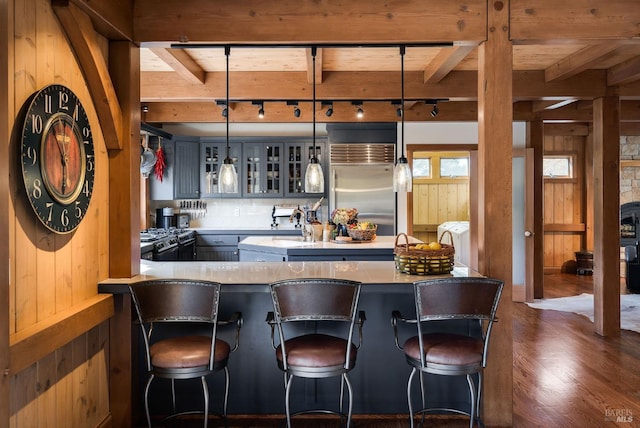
[140,228,195,261]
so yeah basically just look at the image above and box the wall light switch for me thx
[234,208,240,216]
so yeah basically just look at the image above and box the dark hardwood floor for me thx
[148,273,640,427]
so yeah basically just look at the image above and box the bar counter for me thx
[100,260,480,423]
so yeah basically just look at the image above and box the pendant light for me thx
[393,45,412,193]
[219,45,238,193]
[304,46,324,193]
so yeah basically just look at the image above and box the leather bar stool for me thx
[266,278,365,428]
[392,277,504,428]
[130,279,242,428]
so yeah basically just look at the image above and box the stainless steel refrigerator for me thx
[329,144,396,236]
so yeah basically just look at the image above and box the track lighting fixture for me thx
[252,101,265,119]
[352,102,364,119]
[287,101,301,118]
[324,101,334,117]
[393,45,412,193]
[141,104,149,113]
[219,46,238,194]
[431,104,439,118]
[396,107,402,118]
[304,46,324,193]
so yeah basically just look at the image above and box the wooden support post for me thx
[592,96,621,337]
[477,0,513,425]
[108,41,141,279]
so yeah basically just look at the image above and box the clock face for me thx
[21,84,95,234]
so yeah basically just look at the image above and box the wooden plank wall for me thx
[412,182,469,243]
[543,134,585,271]
[9,0,111,426]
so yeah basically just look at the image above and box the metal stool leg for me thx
[143,374,154,428]
[284,374,294,428]
[201,376,209,428]
[343,373,354,428]
[223,366,230,417]
[476,371,483,425]
[466,374,477,428]
[407,367,417,428]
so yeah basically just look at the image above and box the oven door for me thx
[178,238,196,261]
[153,244,179,261]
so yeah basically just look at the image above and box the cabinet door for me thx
[243,143,283,197]
[174,139,200,199]
[284,139,326,197]
[200,142,241,198]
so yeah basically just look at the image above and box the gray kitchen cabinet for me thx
[283,138,327,197]
[148,137,175,201]
[200,140,242,198]
[243,142,283,197]
[195,233,240,261]
[173,138,200,199]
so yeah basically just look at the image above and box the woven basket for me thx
[347,225,377,241]
[394,232,455,275]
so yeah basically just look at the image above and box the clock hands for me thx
[54,115,71,194]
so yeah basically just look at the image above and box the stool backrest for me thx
[413,277,504,367]
[271,278,361,322]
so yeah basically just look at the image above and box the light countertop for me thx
[99,259,476,294]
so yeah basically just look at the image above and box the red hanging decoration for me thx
[154,137,166,181]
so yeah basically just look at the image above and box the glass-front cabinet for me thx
[243,142,283,197]
[284,139,326,197]
[200,141,241,198]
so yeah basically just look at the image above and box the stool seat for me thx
[404,333,483,367]
[276,334,357,368]
[151,336,231,369]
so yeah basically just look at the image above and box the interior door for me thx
[512,148,535,302]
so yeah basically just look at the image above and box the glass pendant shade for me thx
[305,158,324,193]
[393,157,412,192]
[219,160,238,193]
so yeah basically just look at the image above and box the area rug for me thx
[525,293,640,333]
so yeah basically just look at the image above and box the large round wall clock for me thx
[20,84,95,234]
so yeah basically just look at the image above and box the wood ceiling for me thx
[128,1,640,126]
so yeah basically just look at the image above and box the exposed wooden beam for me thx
[423,44,477,84]
[532,99,578,111]
[69,0,133,40]
[133,0,486,44]
[52,0,123,150]
[305,47,323,84]
[141,70,610,102]
[149,48,206,84]
[511,0,640,41]
[608,56,640,86]
[544,123,590,136]
[545,44,623,82]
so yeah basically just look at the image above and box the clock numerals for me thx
[44,94,53,114]
[32,178,42,200]
[31,114,43,134]
[75,201,83,219]
[58,90,69,111]
[24,145,37,166]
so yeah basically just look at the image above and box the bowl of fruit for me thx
[347,221,377,241]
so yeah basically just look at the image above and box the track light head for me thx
[357,107,364,118]
[294,106,301,117]
[396,107,402,118]
[141,104,149,113]
[222,107,228,117]
[326,107,333,117]
[430,104,439,118]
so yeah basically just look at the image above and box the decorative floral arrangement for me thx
[331,208,358,225]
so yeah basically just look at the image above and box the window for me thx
[413,158,431,178]
[440,157,469,178]
[543,155,573,178]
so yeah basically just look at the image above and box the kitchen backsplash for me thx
[149,198,329,230]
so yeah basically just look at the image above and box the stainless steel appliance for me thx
[175,213,190,228]
[329,143,396,236]
[140,228,193,261]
